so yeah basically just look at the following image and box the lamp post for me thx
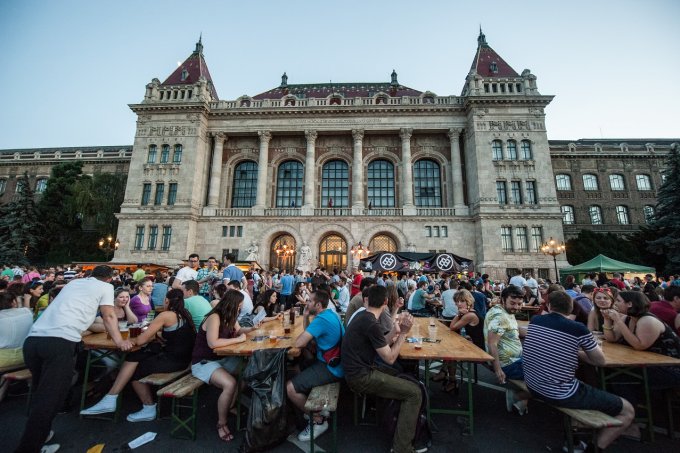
[274,240,295,272]
[540,237,566,283]
[350,242,370,258]
[98,235,120,261]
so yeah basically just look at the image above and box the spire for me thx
[390,69,398,87]
[478,26,487,47]
[280,72,288,88]
[194,34,203,55]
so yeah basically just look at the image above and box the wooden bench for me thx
[2,368,32,413]
[157,374,204,440]
[139,368,190,418]
[304,382,340,453]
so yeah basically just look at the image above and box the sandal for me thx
[432,370,447,382]
[216,423,234,442]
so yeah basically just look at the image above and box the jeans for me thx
[348,369,421,453]
[15,336,77,453]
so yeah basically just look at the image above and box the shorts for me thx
[532,382,623,417]
[191,356,242,384]
[502,359,524,380]
[291,360,340,395]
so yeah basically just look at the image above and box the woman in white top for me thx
[0,292,34,401]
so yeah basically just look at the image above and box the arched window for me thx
[582,174,599,191]
[635,174,652,191]
[609,174,625,191]
[270,234,296,273]
[615,205,630,224]
[147,145,157,164]
[35,178,48,193]
[589,205,603,224]
[319,234,347,270]
[321,160,349,207]
[643,205,655,224]
[172,144,183,163]
[368,234,397,253]
[507,140,518,160]
[276,160,303,208]
[520,140,533,160]
[414,159,442,207]
[367,160,395,207]
[492,140,503,161]
[555,174,572,191]
[0,179,6,194]
[231,160,258,208]
[160,144,170,163]
[561,205,575,224]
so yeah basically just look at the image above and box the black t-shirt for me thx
[341,310,387,380]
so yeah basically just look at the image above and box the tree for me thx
[565,230,639,265]
[0,172,42,265]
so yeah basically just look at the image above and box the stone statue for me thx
[245,241,259,262]
[406,242,416,253]
[299,242,312,270]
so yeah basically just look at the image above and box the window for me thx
[511,181,522,204]
[230,226,235,237]
[589,206,603,225]
[154,183,165,205]
[433,226,440,237]
[367,160,396,207]
[520,140,532,160]
[0,179,6,194]
[231,160,258,208]
[492,140,503,161]
[643,205,655,224]
[275,161,303,208]
[609,174,625,191]
[237,226,243,237]
[160,145,170,163]
[582,174,599,191]
[561,205,575,224]
[15,179,26,193]
[147,145,157,164]
[167,183,177,205]
[442,226,448,237]
[321,160,349,207]
[635,174,652,191]
[496,181,508,205]
[368,234,397,253]
[318,234,346,271]
[141,183,151,205]
[525,181,537,205]
[161,226,172,250]
[35,178,47,193]
[615,205,630,224]
[516,227,528,252]
[148,225,158,250]
[414,160,442,207]
[507,140,518,160]
[172,144,182,163]
[501,227,513,252]
[531,226,543,252]
[134,226,145,250]
[425,226,432,237]
[222,226,228,237]
[555,174,572,191]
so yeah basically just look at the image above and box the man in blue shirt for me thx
[279,269,295,309]
[287,290,344,442]
[408,280,435,316]
[222,253,245,288]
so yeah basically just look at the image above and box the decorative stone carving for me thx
[245,241,259,262]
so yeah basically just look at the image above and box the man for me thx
[573,284,595,314]
[222,253,246,289]
[342,286,420,453]
[286,290,344,442]
[350,269,363,298]
[464,281,487,318]
[650,286,680,334]
[15,265,133,453]
[334,276,350,313]
[609,273,626,291]
[344,277,376,326]
[226,280,253,319]
[172,253,200,289]
[525,273,539,299]
[484,285,529,414]
[196,256,219,300]
[408,280,435,316]
[279,269,295,309]
[396,273,408,298]
[508,269,527,291]
[310,268,327,291]
[440,281,458,319]
[132,264,146,282]
[523,291,634,451]
[181,279,212,331]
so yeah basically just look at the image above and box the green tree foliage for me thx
[72,172,127,236]
[565,230,639,265]
[0,172,41,265]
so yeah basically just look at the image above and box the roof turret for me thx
[160,36,218,100]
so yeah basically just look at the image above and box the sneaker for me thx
[80,394,117,415]
[505,389,515,413]
[297,419,328,441]
[414,445,429,453]
[41,444,60,453]
[513,399,528,416]
[562,440,587,453]
[45,430,54,443]
[126,404,157,422]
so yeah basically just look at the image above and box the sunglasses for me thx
[28,280,43,289]
[593,287,612,294]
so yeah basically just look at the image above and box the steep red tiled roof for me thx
[253,82,422,100]
[161,38,219,100]
[469,30,519,78]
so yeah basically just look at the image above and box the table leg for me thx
[424,360,431,422]
[427,361,476,435]
[643,367,654,442]
[79,349,93,417]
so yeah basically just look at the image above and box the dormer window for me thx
[180,69,189,82]
[329,95,342,105]
[490,61,498,73]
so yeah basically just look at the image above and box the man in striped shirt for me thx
[523,291,634,451]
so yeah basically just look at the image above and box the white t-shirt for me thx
[240,290,253,318]
[509,275,527,289]
[29,277,114,342]
[525,277,539,296]
[175,266,198,284]
[0,307,33,348]
[337,286,350,313]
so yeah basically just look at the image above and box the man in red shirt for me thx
[650,286,680,334]
[350,270,363,298]
[609,273,626,290]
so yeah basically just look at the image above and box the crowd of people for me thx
[2,257,680,453]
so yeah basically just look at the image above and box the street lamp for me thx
[350,242,370,258]
[98,235,120,261]
[540,237,566,283]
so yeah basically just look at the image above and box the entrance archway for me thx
[318,234,347,270]
[270,234,296,272]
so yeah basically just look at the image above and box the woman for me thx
[0,292,33,369]
[244,271,255,300]
[587,287,618,332]
[253,289,283,323]
[191,291,253,442]
[292,282,308,307]
[129,277,154,322]
[22,280,44,315]
[379,285,404,334]
[433,289,484,392]
[88,288,137,332]
[80,289,196,421]
[211,283,228,307]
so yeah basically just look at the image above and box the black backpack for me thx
[380,373,432,451]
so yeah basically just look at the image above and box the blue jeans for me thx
[502,358,524,380]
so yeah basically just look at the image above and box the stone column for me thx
[448,128,467,214]
[400,128,415,214]
[351,129,365,214]
[302,130,317,215]
[253,130,271,215]
[207,132,226,207]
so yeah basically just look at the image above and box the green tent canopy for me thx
[559,254,655,280]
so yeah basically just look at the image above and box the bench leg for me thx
[169,390,199,440]
[563,414,574,453]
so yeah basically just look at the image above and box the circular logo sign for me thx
[379,253,398,270]
[436,254,454,271]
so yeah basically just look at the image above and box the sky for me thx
[0,0,678,149]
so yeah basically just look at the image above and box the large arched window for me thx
[561,205,575,224]
[231,160,258,208]
[520,140,533,160]
[270,234,296,273]
[492,140,503,161]
[555,174,572,191]
[276,160,303,207]
[321,160,349,207]
[643,205,655,224]
[414,159,442,207]
[506,140,518,160]
[172,144,183,163]
[635,174,652,191]
[367,160,395,207]
[319,234,347,270]
[609,174,625,191]
[368,234,397,253]
[615,205,630,224]
[147,145,157,164]
[582,174,599,191]
[589,205,603,224]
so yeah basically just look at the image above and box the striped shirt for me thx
[523,313,597,399]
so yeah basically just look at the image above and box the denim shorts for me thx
[533,382,623,417]
[191,356,242,383]
[502,358,524,380]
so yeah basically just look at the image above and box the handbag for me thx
[319,313,344,367]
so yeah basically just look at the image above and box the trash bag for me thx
[241,348,289,452]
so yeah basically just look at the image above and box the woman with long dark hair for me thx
[253,289,283,322]
[80,289,196,422]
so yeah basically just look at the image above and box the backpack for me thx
[380,373,432,451]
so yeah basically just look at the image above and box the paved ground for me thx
[1,364,677,452]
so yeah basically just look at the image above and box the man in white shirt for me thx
[172,253,200,289]
[525,273,539,298]
[227,280,254,318]
[509,269,527,290]
[336,277,350,313]
[16,266,133,453]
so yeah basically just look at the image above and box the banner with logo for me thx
[359,252,474,274]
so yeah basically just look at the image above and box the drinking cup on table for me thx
[428,325,437,341]
[414,336,423,350]
[120,325,129,340]
[269,331,277,344]
[129,324,142,338]
[255,329,264,342]
[429,317,436,327]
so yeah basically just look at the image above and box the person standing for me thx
[15,265,133,453]
[222,253,246,289]
[279,269,295,310]
[172,254,200,289]
[197,256,219,301]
